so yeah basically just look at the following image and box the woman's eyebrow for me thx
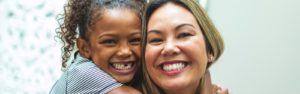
[148,30,162,35]
[175,24,195,30]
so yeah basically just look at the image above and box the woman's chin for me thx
[158,79,190,91]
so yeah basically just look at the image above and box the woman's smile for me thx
[157,60,189,76]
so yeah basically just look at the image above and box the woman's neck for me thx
[164,78,199,94]
[165,87,197,94]
[165,70,213,94]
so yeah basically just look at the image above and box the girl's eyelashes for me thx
[99,39,117,46]
[129,37,141,45]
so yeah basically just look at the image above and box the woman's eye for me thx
[100,39,117,45]
[148,38,163,45]
[177,32,192,38]
[129,38,141,45]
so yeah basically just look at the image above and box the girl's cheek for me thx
[132,46,141,58]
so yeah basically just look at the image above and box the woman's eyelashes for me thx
[147,31,193,45]
[177,32,193,39]
[148,37,163,45]
[176,25,196,39]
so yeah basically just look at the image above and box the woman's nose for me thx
[161,40,180,57]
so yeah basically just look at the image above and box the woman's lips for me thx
[159,61,188,76]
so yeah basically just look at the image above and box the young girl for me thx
[50,0,144,93]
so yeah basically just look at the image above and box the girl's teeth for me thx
[162,63,185,71]
[113,63,132,70]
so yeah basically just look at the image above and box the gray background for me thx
[208,0,300,94]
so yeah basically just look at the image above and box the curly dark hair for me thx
[56,0,145,69]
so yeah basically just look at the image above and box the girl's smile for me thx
[79,9,141,83]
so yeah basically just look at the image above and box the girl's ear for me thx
[76,38,91,58]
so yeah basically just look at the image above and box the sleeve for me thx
[66,63,122,94]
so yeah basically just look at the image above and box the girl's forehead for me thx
[91,9,141,30]
[99,8,139,20]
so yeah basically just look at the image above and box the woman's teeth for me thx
[162,62,185,71]
[112,63,133,70]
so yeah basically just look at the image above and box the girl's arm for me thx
[108,86,141,94]
[202,70,229,94]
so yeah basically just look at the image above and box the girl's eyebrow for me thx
[130,31,141,36]
[98,33,117,39]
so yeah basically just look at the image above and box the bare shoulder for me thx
[107,86,142,94]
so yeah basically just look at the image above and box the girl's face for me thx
[85,9,141,83]
[145,3,209,93]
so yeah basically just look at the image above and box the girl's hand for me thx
[108,86,141,94]
[213,84,229,94]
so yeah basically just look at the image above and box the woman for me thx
[140,0,228,94]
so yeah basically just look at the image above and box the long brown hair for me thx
[140,0,224,93]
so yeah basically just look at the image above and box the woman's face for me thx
[145,3,209,93]
[86,9,141,83]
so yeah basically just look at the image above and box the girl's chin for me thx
[114,75,135,83]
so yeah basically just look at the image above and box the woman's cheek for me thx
[145,46,160,65]
[145,49,154,64]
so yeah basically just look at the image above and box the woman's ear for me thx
[207,52,214,64]
[76,38,91,58]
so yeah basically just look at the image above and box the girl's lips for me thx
[109,61,137,75]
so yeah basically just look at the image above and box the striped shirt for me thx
[50,54,122,94]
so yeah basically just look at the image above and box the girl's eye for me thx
[100,39,117,45]
[177,32,192,38]
[129,38,141,45]
[148,38,163,45]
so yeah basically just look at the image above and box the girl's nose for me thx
[117,44,132,58]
